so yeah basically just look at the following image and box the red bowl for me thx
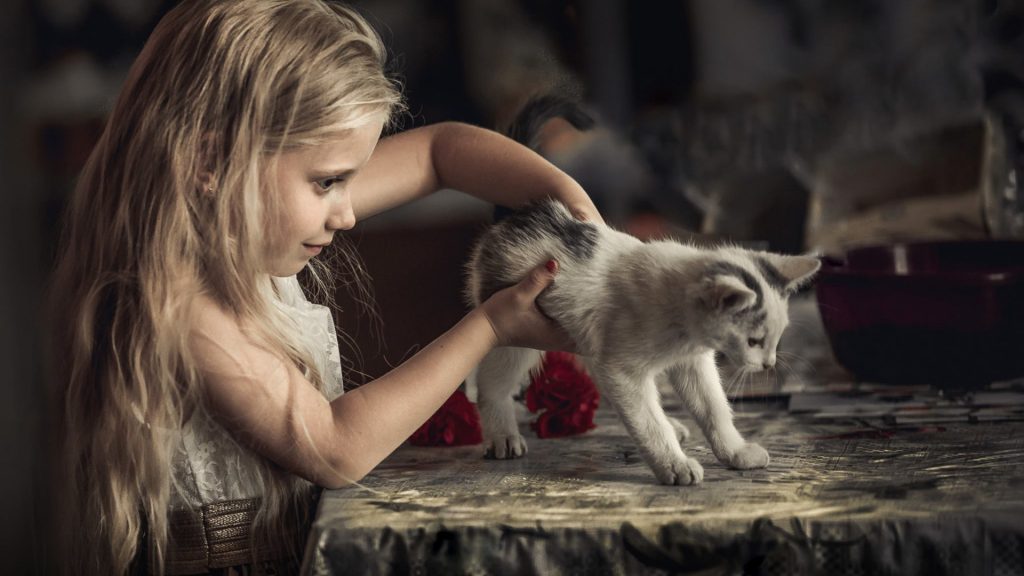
[815,241,1024,387]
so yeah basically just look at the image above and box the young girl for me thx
[48,1,599,574]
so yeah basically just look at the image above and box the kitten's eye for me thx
[747,337,765,348]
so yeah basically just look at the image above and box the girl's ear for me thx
[196,170,217,195]
[195,133,220,195]
[701,275,758,313]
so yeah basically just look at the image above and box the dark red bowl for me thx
[815,241,1024,387]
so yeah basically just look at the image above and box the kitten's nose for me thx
[762,361,774,371]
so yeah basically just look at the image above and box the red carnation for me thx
[525,352,599,438]
[409,389,483,446]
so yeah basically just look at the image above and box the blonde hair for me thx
[48,1,401,574]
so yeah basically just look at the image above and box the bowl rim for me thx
[817,240,1024,284]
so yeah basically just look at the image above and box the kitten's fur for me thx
[466,200,819,485]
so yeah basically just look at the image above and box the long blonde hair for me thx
[48,1,401,574]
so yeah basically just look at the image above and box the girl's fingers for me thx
[518,260,558,301]
[569,203,604,225]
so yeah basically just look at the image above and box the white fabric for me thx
[169,276,344,509]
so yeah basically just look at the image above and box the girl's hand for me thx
[478,260,576,352]
[556,179,604,225]
[566,199,604,225]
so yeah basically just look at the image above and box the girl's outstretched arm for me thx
[350,122,602,223]
[192,262,570,489]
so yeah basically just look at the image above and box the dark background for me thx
[1,0,1014,571]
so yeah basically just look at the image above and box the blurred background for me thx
[2,0,1022,571]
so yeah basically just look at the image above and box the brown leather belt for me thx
[162,497,311,575]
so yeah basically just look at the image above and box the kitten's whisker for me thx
[777,354,810,384]
[733,368,747,397]
[766,365,777,390]
[760,367,775,394]
[816,302,842,313]
[776,356,809,391]
[739,368,756,399]
[725,366,746,400]
[778,350,817,374]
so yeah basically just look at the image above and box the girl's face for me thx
[266,118,384,276]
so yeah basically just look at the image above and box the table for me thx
[301,300,1024,575]
[302,401,1024,575]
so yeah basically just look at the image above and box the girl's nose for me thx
[327,197,356,231]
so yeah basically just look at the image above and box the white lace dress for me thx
[169,276,345,510]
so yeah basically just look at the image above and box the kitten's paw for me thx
[668,417,690,443]
[483,434,528,460]
[652,456,704,486]
[727,442,769,470]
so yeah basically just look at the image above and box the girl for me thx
[48,1,599,574]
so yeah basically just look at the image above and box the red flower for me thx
[525,352,599,438]
[409,390,483,446]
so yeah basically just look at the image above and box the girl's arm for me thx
[350,122,602,223]
[191,263,568,489]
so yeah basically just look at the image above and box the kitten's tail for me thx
[493,94,597,224]
[502,94,597,150]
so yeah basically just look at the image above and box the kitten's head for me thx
[694,252,820,371]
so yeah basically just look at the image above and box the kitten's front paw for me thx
[483,433,528,460]
[652,456,704,486]
[726,442,769,470]
[668,417,690,443]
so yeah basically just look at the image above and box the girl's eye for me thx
[747,337,764,348]
[315,177,345,193]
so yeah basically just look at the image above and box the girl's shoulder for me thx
[186,292,278,379]
[188,292,242,338]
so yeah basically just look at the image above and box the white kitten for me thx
[466,199,819,485]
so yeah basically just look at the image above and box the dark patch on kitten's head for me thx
[742,309,768,331]
[704,261,764,312]
[470,200,597,304]
[500,200,599,261]
[726,333,745,359]
[754,256,789,294]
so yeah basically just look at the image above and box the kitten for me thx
[466,199,819,485]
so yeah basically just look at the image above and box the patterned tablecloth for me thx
[302,298,1024,575]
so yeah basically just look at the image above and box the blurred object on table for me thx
[978,0,1024,239]
[982,112,1024,238]
[805,122,987,257]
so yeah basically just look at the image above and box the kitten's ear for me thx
[762,254,821,294]
[701,275,758,313]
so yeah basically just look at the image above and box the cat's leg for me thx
[475,346,541,459]
[655,373,691,443]
[597,366,704,485]
[668,417,691,443]
[666,352,769,470]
